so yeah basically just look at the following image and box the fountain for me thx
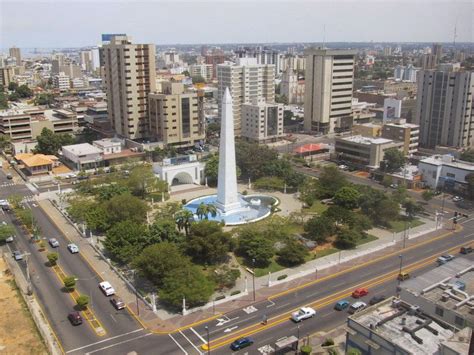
[185,88,276,225]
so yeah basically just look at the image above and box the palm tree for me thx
[175,208,194,236]
[196,203,208,220]
[206,203,217,219]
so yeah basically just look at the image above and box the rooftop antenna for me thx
[322,24,326,49]
[453,23,457,48]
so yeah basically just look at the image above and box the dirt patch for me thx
[0,258,47,355]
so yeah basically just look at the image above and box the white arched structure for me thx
[153,161,205,187]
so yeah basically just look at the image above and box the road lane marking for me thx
[110,314,117,322]
[84,333,152,354]
[179,330,203,355]
[190,327,207,344]
[169,334,189,355]
[65,328,145,353]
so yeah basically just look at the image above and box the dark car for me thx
[460,246,473,254]
[110,298,125,310]
[369,295,386,305]
[12,251,23,261]
[230,337,254,351]
[68,312,83,325]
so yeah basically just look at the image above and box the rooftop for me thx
[400,257,474,325]
[350,298,455,354]
[338,135,394,145]
[420,155,474,171]
[384,122,420,129]
[62,143,102,156]
[93,138,122,148]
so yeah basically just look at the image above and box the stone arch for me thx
[171,171,194,185]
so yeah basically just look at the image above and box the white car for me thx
[291,307,316,322]
[453,196,463,202]
[99,281,115,296]
[6,236,14,243]
[49,238,59,248]
[67,243,79,254]
[348,301,367,314]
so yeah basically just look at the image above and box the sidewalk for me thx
[35,193,452,333]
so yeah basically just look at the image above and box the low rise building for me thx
[14,153,59,175]
[92,138,122,155]
[381,120,419,155]
[61,143,103,171]
[53,72,70,91]
[335,135,404,169]
[352,123,382,138]
[418,154,474,193]
[345,297,466,355]
[241,99,284,143]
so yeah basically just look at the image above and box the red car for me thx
[352,287,369,298]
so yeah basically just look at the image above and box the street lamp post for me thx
[205,325,210,355]
[398,255,403,287]
[295,324,301,354]
[133,270,140,316]
[252,258,256,302]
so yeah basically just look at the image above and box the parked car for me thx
[12,251,23,261]
[6,173,12,180]
[6,236,14,243]
[99,281,115,296]
[437,254,455,265]
[369,295,386,305]
[110,298,125,310]
[453,196,463,202]
[390,184,399,189]
[460,246,473,254]
[348,301,367,314]
[334,300,350,311]
[352,287,369,298]
[67,243,79,254]
[291,307,316,322]
[338,164,348,171]
[49,238,59,248]
[397,272,410,281]
[230,337,254,351]
[68,312,83,326]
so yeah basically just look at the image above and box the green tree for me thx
[347,348,362,355]
[8,92,20,101]
[63,276,76,292]
[185,220,232,265]
[35,128,75,155]
[175,208,194,236]
[383,148,405,172]
[96,184,129,200]
[0,91,8,109]
[47,252,59,266]
[253,176,285,191]
[276,238,308,267]
[236,141,279,179]
[237,227,274,267]
[8,194,23,209]
[359,187,399,226]
[76,295,89,309]
[421,189,435,201]
[154,202,182,220]
[85,205,110,232]
[191,75,206,84]
[299,178,323,206]
[8,82,18,91]
[381,175,393,187]
[304,215,335,243]
[402,199,423,220]
[206,122,220,138]
[0,224,15,244]
[460,149,474,163]
[127,164,167,198]
[133,243,189,288]
[16,84,33,98]
[318,166,348,197]
[34,93,55,106]
[466,173,474,200]
[323,205,356,226]
[204,154,219,186]
[104,220,148,264]
[333,186,361,209]
[159,265,215,309]
[148,218,183,243]
[105,193,149,225]
[0,135,10,151]
[209,265,241,290]
[334,228,360,249]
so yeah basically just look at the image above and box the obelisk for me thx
[215,87,241,213]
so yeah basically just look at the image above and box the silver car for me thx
[49,238,59,248]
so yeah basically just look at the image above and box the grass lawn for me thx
[305,201,328,214]
[355,234,378,246]
[388,218,425,233]
[236,256,285,277]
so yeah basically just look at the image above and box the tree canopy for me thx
[383,148,405,172]
[237,226,275,267]
[333,186,361,210]
[276,238,308,267]
[104,220,148,264]
[35,128,75,155]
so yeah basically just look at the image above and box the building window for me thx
[454,316,464,327]
[446,173,455,178]
[435,307,444,317]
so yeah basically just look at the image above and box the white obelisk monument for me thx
[215,88,241,213]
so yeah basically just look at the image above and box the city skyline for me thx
[1,0,471,48]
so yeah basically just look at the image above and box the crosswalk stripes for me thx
[21,195,36,203]
[0,182,17,188]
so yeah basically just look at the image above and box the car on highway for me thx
[369,295,386,305]
[12,251,23,261]
[99,281,115,296]
[110,298,125,310]
[348,301,367,314]
[452,196,463,202]
[437,254,455,265]
[67,243,79,254]
[397,272,410,281]
[48,238,59,248]
[334,300,350,311]
[352,287,369,298]
[230,337,254,351]
[68,312,83,326]
[291,307,316,322]
[460,246,473,254]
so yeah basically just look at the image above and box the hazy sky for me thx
[0,0,472,48]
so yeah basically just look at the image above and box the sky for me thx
[0,0,472,48]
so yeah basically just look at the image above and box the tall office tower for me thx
[432,43,443,62]
[217,58,275,135]
[9,47,21,66]
[148,81,205,147]
[415,70,474,149]
[102,35,156,139]
[80,50,92,72]
[205,49,225,79]
[304,48,356,134]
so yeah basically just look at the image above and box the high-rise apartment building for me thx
[102,35,156,139]
[281,68,304,104]
[241,98,284,143]
[9,47,21,66]
[53,72,70,91]
[148,82,205,147]
[304,48,356,134]
[217,58,275,135]
[415,70,474,149]
[0,67,15,87]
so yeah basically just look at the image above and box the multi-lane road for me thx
[1,163,473,354]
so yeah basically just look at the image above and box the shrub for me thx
[181,199,187,205]
[63,276,76,292]
[76,295,89,309]
[214,295,225,301]
[300,345,312,355]
[47,252,59,266]
[242,190,248,195]
[277,274,287,280]
[230,290,241,296]
[322,338,335,347]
